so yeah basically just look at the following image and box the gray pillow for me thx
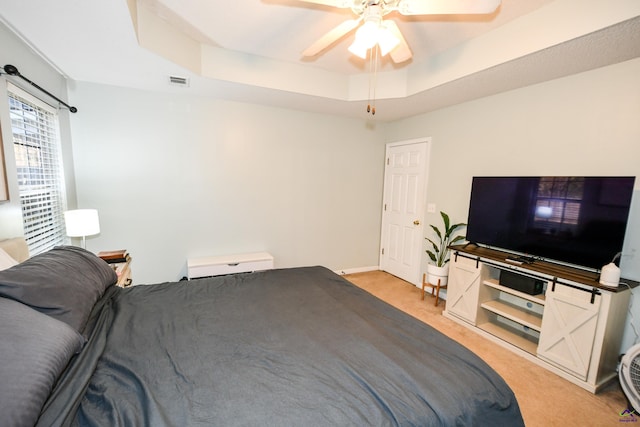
[0,297,85,427]
[0,246,117,332]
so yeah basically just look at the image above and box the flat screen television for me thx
[466,176,636,270]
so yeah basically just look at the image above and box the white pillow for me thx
[0,248,18,271]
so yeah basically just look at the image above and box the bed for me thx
[0,241,524,426]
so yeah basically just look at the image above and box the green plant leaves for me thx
[424,211,467,267]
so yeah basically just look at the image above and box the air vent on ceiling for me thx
[169,75,189,87]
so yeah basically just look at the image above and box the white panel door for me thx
[380,140,428,285]
[537,284,601,380]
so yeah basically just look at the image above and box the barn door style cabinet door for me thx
[442,245,633,393]
[444,254,486,325]
[537,283,601,380]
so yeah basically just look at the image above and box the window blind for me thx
[8,83,67,255]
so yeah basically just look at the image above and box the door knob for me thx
[413,220,420,225]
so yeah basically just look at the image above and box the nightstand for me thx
[114,257,133,287]
[99,250,133,287]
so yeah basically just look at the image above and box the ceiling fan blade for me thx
[385,20,412,63]
[296,0,353,8]
[398,0,501,15]
[302,19,361,57]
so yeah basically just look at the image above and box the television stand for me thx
[444,244,634,393]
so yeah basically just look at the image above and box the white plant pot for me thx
[426,264,449,287]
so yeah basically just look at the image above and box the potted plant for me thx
[425,211,466,286]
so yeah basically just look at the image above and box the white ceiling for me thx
[1,0,640,121]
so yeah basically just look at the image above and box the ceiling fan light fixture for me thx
[377,23,399,56]
[348,18,399,59]
[348,19,379,58]
[355,20,379,49]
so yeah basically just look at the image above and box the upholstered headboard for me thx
[0,237,29,263]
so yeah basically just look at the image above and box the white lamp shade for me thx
[64,209,100,237]
[348,38,369,59]
[378,24,399,56]
[355,21,379,49]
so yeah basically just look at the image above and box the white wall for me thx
[69,82,386,284]
[384,58,640,351]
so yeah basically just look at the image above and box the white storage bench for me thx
[187,252,274,280]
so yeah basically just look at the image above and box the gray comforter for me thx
[39,266,524,426]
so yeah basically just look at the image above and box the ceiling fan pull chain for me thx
[367,46,374,113]
[372,45,378,115]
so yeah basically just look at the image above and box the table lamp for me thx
[64,209,100,249]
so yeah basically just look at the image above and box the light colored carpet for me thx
[344,270,630,427]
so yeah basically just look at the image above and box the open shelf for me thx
[478,321,539,355]
[483,279,545,305]
[479,276,545,351]
[481,299,543,331]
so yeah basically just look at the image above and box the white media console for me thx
[443,244,635,393]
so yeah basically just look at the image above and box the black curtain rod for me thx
[2,64,77,113]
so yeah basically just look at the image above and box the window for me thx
[8,83,67,255]
[534,177,584,227]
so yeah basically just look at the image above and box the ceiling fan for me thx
[301,0,502,63]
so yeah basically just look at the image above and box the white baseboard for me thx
[334,266,380,275]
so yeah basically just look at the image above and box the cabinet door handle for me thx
[413,220,420,225]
